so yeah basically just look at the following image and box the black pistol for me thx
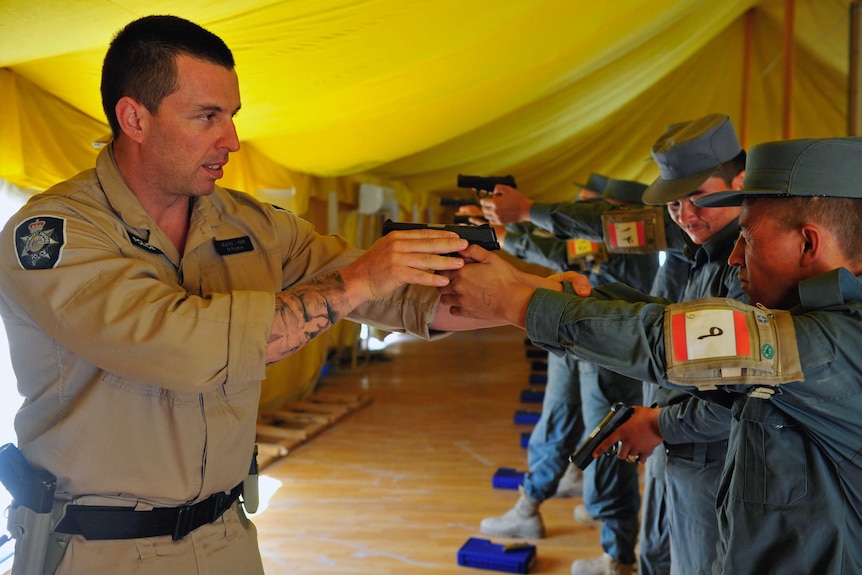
[568,403,635,470]
[440,197,480,209]
[457,174,517,196]
[382,219,500,252]
[0,443,57,575]
[0,443,55,513]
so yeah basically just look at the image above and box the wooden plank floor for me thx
[255,325,611,574]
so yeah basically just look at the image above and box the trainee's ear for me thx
[731,170,746,191]
[799,225,822,266]
[114,96,146,142]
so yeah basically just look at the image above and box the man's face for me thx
[728,200,804,309]
[666,176,740,244]
[576,188,601,202]
[576,188,623,205]
[139,54,241,199]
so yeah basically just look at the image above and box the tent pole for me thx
[782,0,795,139]
[850,1,862,136]
[741,9,755,148]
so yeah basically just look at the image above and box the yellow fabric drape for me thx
[0,0,851,202]
[0,0,853,405]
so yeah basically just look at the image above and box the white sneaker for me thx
[571,553,634,575]
[554,463,583,498]
[573,503,601,529]
[479,486,545,539]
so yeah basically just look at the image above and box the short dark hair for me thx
[713,149,747,186]
[751,195,862,265]
[101,15,235,138]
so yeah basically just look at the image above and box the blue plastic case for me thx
[519,389,544,403]
[492,467,525,489]
[514,410,541,425]
[457,537,536,573]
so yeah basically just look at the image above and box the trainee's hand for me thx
[339,230,467,306]
[438,245,536,327]
[479,184,533,225]
[455,204,489,226]
[545,271,592,297]
[593,406,663,464]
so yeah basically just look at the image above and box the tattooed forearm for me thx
[267,271,352,362]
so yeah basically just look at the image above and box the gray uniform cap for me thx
[573,173,610,195]
[642,113,743,205]
[696,138,862,207]
[603,178,647,204]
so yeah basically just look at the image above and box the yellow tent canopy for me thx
[0,0,853,403]
[0,0,852,206]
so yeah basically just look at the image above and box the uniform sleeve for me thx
[502,227,569,272]
[529,201,609,241]
[262,207,443,339]
[526,287,672,385]
[658,397,733,444]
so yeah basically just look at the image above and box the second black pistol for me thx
[457,174,517,196]
[382,219,500,252]
[568,403,635,470]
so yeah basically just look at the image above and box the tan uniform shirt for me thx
[0,145,441,508]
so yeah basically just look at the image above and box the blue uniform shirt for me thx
[526,268,862,575]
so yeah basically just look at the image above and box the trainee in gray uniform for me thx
[482,114,746,575]
[441,137,862,575]
[490,178,657,575]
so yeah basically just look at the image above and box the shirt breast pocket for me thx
[732,401,808,507]
[199,249,282,294]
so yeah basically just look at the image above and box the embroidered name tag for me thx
[664,298,803,391]
[214,236,254,255]
[129,234,165,256]
[14,216,66,270]
[601,206,667,253]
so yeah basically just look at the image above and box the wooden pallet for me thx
[255,391,373,469]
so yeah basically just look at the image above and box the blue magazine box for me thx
[492,467,525,489]
[514,410,541,425]
[457,537,536,573]
[528,373,547,386]
[519,389,544,403]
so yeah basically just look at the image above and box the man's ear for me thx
[114,96,146,143]
[799,225,822,267]
[731,170,746,191]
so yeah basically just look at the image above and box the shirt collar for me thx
[684,218,739,262]
[95,144,225,234]
[797,268,862,311]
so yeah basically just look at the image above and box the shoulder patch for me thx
[601,206,667,253]
[14,216,67,270]
[664,297,803,391]
[565,239,607,273]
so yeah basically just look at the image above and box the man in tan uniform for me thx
[0,15,501,575]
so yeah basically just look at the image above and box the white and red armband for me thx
[663,298,803,397]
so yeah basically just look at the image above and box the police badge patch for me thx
[15,216,66,270]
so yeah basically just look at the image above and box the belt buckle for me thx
[211,492,228,520]
[172,505,195,541]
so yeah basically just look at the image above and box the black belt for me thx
[665,440,728,464]
[56,484,242,541]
